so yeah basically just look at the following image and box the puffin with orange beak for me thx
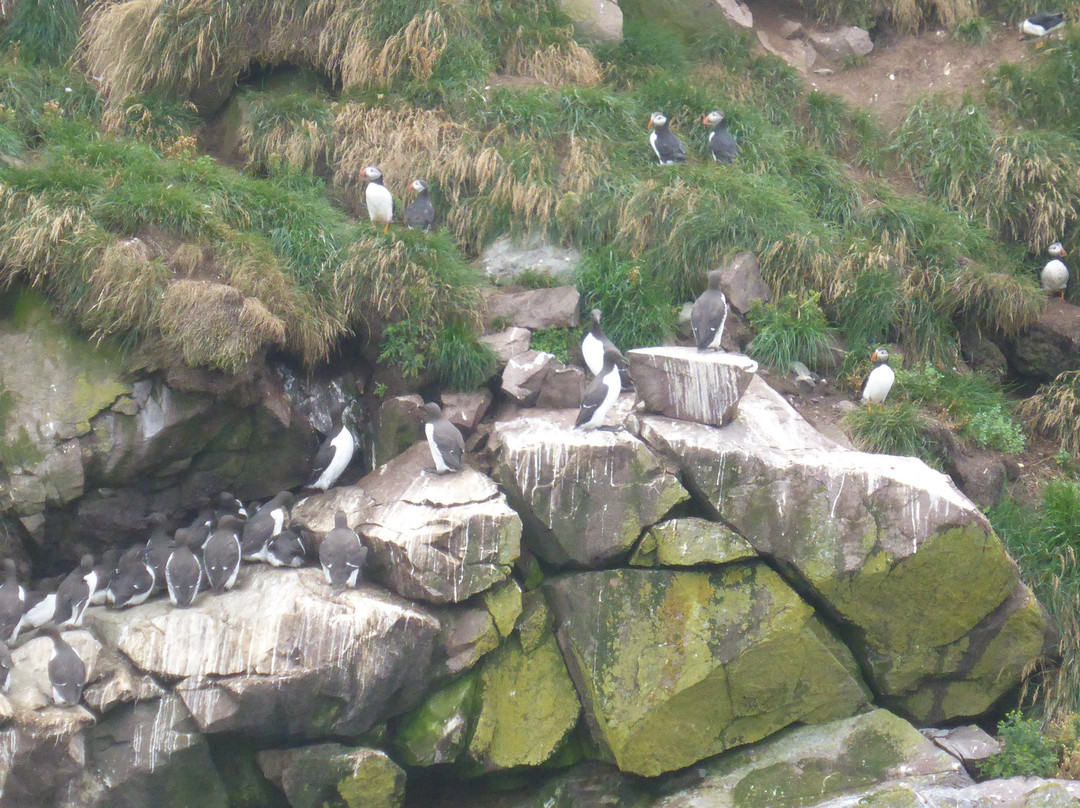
[1041,242,1069,299]
[860,347,895,407]
[647,112,686,166]
[701,110,739,164]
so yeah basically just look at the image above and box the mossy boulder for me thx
[545,565,870,776]
[466,633,581,771]
[633,376,1051,723]
[257,744,404,808]
[393,674,477,767]
[490,407,689,568]
[630,517,757,567]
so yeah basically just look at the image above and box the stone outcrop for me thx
[717,251,770,314]
[86,567,441,738]
[1003,299,1080,381]
[258,744,406,808]
[294,444,522,604]
[808,25,874,62]
[491,405,688,567]
[632,376,1051,722]
[546,566,870,776]
[478,234,583,283]
[482,286,580,331]
[629,517,757,567]
[479,328,531,364]
[557,0,623,42]
[627,347,758,427]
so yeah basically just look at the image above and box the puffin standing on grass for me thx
[1041,242,1069,298]
[701,110,739,164]
[319,512,368,593]
[364,166,394,231]
[581,309,622,376]
[576,345,622,430]
[404,179,435,231]
[423,403,466,474]
[1020,12,1066,40]
[691,270,730,352]
[860,347,895,406]
[40,626,86,708]
[647,112,686,166]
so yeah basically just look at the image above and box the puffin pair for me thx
[647,111,739,166]
[1041,242,1069,299]
[363,167,435,232]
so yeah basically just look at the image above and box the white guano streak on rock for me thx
[130,696,186,774]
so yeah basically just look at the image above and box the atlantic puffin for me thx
[364,166,394,231]
[581,309,622,376]
[701,110,739,164]
[691,270,730,351]
[404,179,435,231]
[647,112,686,166]
[423,403,465,473]
[860,347,895,406]
[1041,242,1069,298]
[1020,11,1066,40]
[576,345,622,430]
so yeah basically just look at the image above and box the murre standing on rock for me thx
[1020,11,1066,41]
[166,528,203,608]
[581,309,623,376]
[241,491,295,562]
[265,525,308,568]
[53,555,97,628]
[691,269,730,352]
[648,112,686,166]
[40,625,86,707]
[203,515,243,593]
[364,166,394,231]
[576,345,622,431]
[13,590,56,642]
[423,402,466,474]
[0,641,12,693]
[0,559,25,643]
[307,406,356,492]
[404,178,435,231]
[1041,241,1069,298]
[143,512,173,594]
[319,512,368,593]
[107,546,155,609]
[701,110,739,164]
[860,347,895,406]
[89,549,122,607]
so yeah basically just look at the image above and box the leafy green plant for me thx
[746,292,835,372]
[841,402,942,466]
[429,319,497,390]
[952,15,992,43]
[978,711,1059,778]
[528,328,576,365]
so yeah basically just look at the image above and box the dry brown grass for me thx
[1019,370,1080,459]
[79,237,170,340]
[240,113,333,174]
[503,29,602,88]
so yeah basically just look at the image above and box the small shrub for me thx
[512,269,560,289]
[1018,370,1080,459]
[429,319,497,390]
[978,711,1059,779]
[952,15,992,43]
[528,327,575,364]
[841,402,941,466]
[576,250,676,351]
[746,292,835,372]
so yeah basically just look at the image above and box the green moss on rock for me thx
[483,579,523,638]
[630,517,757,567]
[394,673,477,767]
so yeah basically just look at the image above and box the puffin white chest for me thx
[861,363,895,404]
[426,423,450,472]
[582,332,604,376]
[366,183,394,224]
[1042,259,1069,292]
[649,130,661,162]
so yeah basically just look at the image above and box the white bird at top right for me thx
[1041,241,1069,299]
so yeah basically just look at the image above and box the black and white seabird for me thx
[1020,11,1066,39]
[364,166,394,231]
[319,512,368,593]
[203,516,243,593]
[691,270,730,352]
[0,559,26,643]
[216,491,249,521]
[575,345,622,430]
[143,513,173,595]
[0,641,12,693]
[40,626,86,708]
[1042,242,1069,298]
[53,555,97,628]
[241,491,295,562]
[860,347,895,405]
[701,110,739,164]
[265,526,308,568]
[581,309,623,377]
[423,403,466,473]
[107,546,156,609]
[404,179,435,231]
[88,549,122,607]
[307,410,356,492]
[647,112,686,166]
[13,590,55,642]
[165,528,203,608]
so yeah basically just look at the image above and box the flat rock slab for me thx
[86,567,440,738]
[630,517,757,567]
[296,443,521,604]
[480,328,531,364]
[627,347,758,427]
[258,744,405,808]
[632,376,1051,723]
[545,566,869,776]
[490,406,688,567]
[923,724,1001,765]
[483,286,580,330]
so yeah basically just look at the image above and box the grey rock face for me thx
[627,347,758,427]
[1004,299,1080,381]
[501,351,560,407]
[491,404,688,567]
[717,251,770,314]
[479,328,531,364]
[295,444,522,604]
[258,744,406,808]
[483,287,581,331]
[808,25,874,61]
[479,234,582,284]
[441,391,492,433]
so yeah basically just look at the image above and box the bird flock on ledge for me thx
[1,75,1075,707]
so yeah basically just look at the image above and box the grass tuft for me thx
[577,250,676,351]
[0,0,80,65]
[746,292,835,372]
[1018,371,1080,459]
[842,402,942,465]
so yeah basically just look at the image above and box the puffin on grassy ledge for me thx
[1041,241,1069,299]
[701,110,739,164]
[647,112,686,166]
[1020,11,1066,39]
[364,166,394,231]
[860,347,895,406]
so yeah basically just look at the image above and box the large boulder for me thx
[632,376,1052,722]
[86,567,441,738]
[717,251,771,314]
[294,443,522,604]
[629,517,757,567]
[393,674,478,767]
[258,744,406,808]
[557,0,623,42]
[627,348,758,427]
[1003,299,1080,381]
[545,566,870,776]
[807,26,874,62]
[490,405,688,567]
[482,287,581,331]
[478,234,583,284]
